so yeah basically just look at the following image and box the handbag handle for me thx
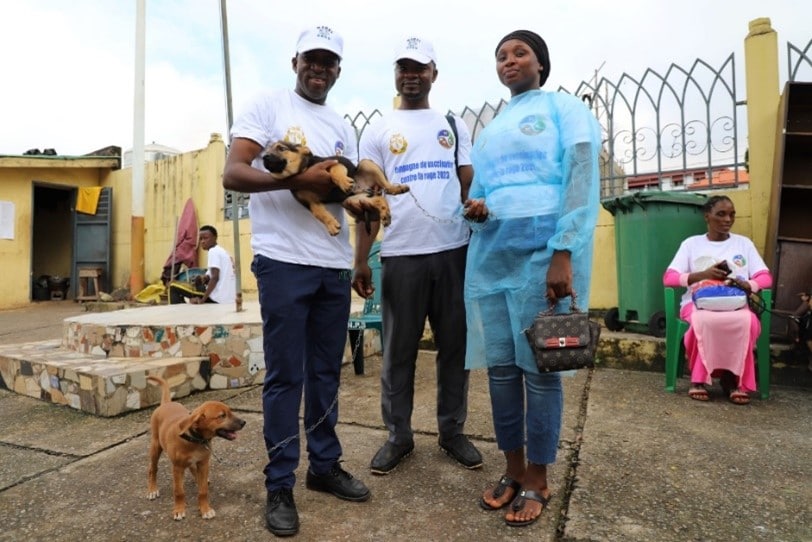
[540,290,585,316]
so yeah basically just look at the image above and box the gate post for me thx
[743,17,780,255]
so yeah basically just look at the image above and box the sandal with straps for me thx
[505,488,550,527]
[729,388,751,405]
[688,384,710,402]
[479,474,521,511]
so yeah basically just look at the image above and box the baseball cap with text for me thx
[394,36,437,64]
[296,25,343,59]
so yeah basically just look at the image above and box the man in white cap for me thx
[223,25,370,537]
[353,36,483,475]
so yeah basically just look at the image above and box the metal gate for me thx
[72,187,112,297]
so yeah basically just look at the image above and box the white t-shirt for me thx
[667,233,769,307]
[359,109,472,257]
[230,88,358,269]
[205,244,236,304]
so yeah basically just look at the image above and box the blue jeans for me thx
[251,255,351,491]
[487,364,562,465]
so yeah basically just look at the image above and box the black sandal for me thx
[505,489,550,527]
[479,474,521,511]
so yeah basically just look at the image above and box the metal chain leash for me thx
[405,191,494,233]
[262,328,365,461]
[209,330,365,466]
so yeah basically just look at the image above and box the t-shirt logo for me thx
[284,126,307,146]
[519,115,546,135]
[437,128,454,149]
[334,140,345,157]
[389,133,408,155]
[731,254,746,268]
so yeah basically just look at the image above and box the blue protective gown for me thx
[464,89,601,372]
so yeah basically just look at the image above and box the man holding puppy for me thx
[223,25,370,537]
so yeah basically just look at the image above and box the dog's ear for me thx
[184,407,212,433]
[299,145,314,157]
[176,411,198,435]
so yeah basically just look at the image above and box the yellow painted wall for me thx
[105,134,257,298]
[0,166,104,308]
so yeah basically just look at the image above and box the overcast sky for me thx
[1,0,809,156]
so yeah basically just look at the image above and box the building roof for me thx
[627,167,749,190]
[0,145,122,169]
[0,155,121,169]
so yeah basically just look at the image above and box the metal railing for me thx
[226,40,812,218]
[788,38,812,82]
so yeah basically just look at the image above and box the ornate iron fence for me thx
[572,54,744,199]
[226,40,811,218]
[788,39,812,82]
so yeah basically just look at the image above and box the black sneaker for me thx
[265,487,299,537]
[439,434,483,469]
[370,441,415,475]
[305,463,371,502]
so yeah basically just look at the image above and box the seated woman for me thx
[663,195,772,405]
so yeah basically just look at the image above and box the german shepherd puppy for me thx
[262,141,409,236]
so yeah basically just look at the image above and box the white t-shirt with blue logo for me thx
[359,109,472,257]
[667,233,769,307]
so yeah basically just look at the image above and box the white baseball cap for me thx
[296,25,343,59]
[394,36,437,64]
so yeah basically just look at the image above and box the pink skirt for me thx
[680,303,759,393]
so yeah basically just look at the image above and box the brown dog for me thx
[262,140,410,235]
[146,375,245,520]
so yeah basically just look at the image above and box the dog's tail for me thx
[146,375,171,405]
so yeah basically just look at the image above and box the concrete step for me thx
[0,339,211,416]
[0,298,381,416]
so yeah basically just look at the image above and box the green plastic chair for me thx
[347,241,383,375]
[664,287,772,399]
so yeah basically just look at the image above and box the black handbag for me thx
[524,294,601,372]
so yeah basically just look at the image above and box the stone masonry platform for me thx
[0,301,379,417]
[1,300,808,417]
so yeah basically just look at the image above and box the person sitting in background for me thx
[169,225,236,305]
[663,195,773,404]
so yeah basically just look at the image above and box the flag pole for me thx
[219,0,243,312]
[130,0,146,296]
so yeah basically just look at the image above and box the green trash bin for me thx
[601,191,708,337]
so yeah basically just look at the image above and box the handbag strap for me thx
[540,290,584,316]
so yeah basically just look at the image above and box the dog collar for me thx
[181,430,210,445]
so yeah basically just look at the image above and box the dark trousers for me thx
[251,255,351,491]
[380,245,469,445]
[168,282,212,304]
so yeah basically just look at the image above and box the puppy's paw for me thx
[385,185,410,195]
[173,509,186,520]
[147,489,160,500]
[201,508,216,519]
[326,221,341,236]
[334,176,354,193]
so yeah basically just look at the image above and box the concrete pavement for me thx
[0,302,810,541]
